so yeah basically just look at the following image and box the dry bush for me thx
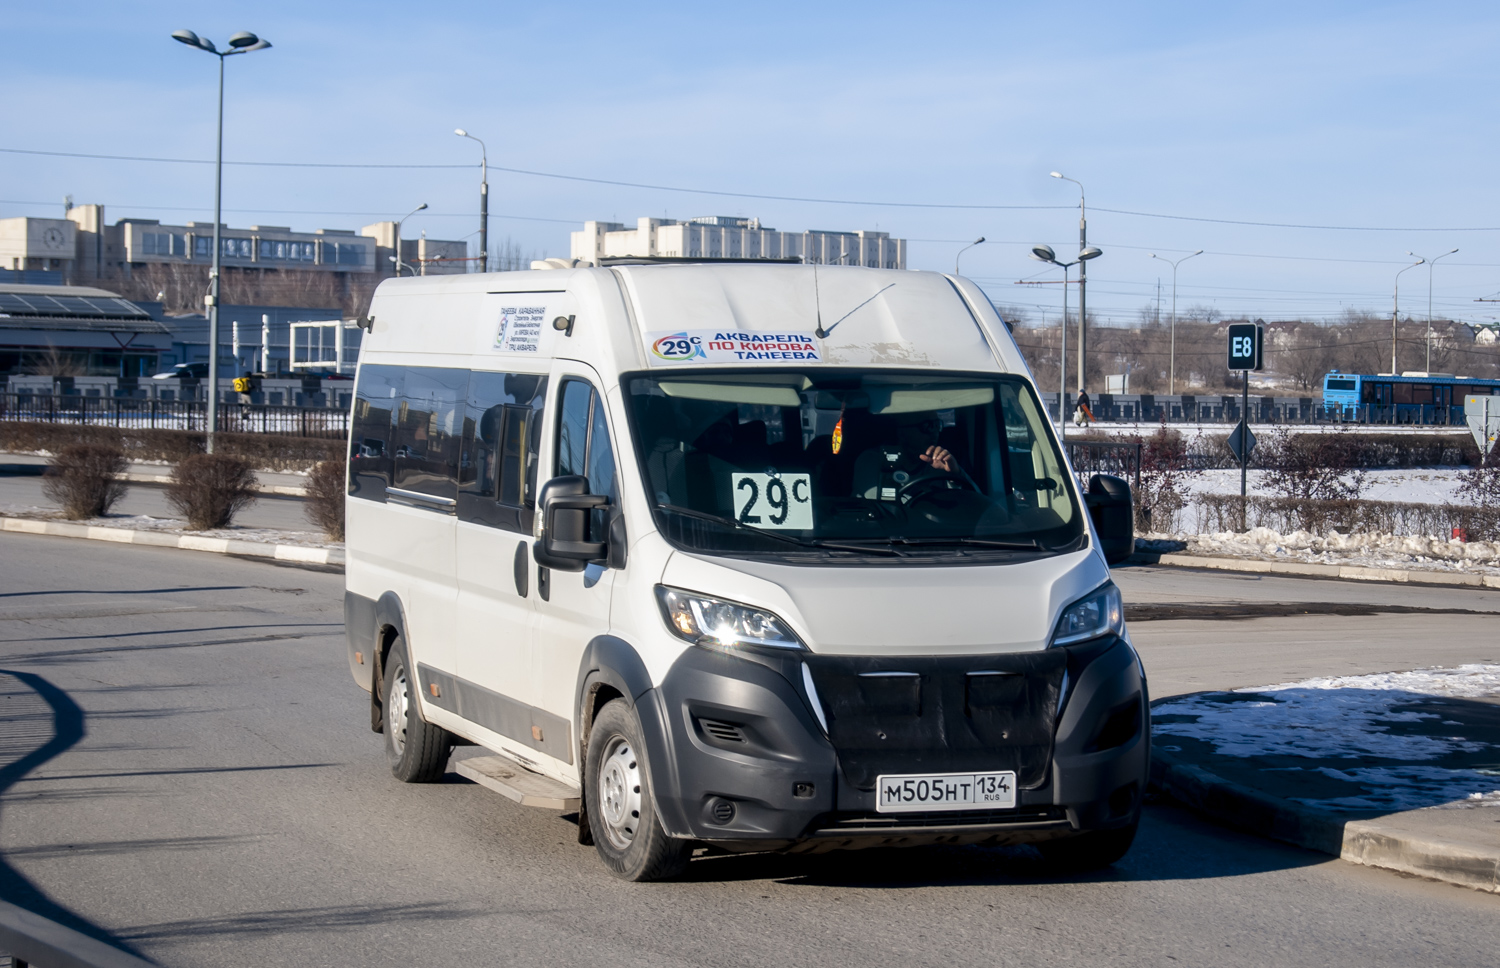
[167,454,259,530]
[0,423,342,472]
[1194,494,1500,541]
[1259,427,1367,500]
[43,445,128,519]
[1458,440,1500,510]
[304,459,346,540]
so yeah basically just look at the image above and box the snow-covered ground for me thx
[1180,467,1472,504]
[1138,527,1500,575]
[1153,666,1500,812]
[0,502,336,549]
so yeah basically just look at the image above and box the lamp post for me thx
[171,28,271,454]
[1149,250,1203,394]
[1051,172,1092,393]
[392,203,428,278]
[454,129,488,272]
[1407,248,1459,373]
[1392,257,1424,375]
[1030,243,1100,437]
[955,236,985,275]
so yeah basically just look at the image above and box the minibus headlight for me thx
[1050,582,1125,647]
[656,586,804,650]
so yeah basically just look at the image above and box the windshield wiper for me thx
[885,536,1041,551]
[655,504,902,556]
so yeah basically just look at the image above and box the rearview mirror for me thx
[1084,474,1135,566]
[533,475,609,572]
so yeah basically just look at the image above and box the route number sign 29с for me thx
[730,473,813,530]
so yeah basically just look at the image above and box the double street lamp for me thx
[1149,249,1203,395]
[392,203,429,277]
[1051,172,1091,393]
[1031,242,1102,438]
[454,129,489,273]
[172,28,272,453]
[1406,248,1459,373]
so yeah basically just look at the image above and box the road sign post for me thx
[1227,324,1264,530]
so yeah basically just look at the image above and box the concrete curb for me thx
[1131,550,1500,589]
[0,515,342,567]
[1150,742,1500,894]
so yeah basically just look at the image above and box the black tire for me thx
[585,699,690,881]
[382,635,453,783]
[1036,821,1138,872]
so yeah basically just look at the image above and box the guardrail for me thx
[0,393,348,439]
[0,900,155,968]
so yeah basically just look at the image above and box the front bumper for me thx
[642,634,1148,850]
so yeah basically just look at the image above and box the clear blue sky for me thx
[4,1,1498,327]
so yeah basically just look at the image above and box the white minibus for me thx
[343,262,1146,880]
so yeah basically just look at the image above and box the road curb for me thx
[1131,550,1500,589]
[1149,736,1500,894]
[116,471,307,497]
[0,515,342,567]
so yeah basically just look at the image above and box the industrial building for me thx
[571,216,906,268]
[0,204,469,283]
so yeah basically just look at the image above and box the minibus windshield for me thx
[626,370,1084,559]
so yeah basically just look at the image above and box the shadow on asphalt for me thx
[0,668,154,959]
[676,800,1329,888]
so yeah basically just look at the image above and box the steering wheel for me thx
[896,467,982,503]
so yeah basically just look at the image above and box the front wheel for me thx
[585,699,690,881]
[1036,821,1138,872]
[382,635,453,783]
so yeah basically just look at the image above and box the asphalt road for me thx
[0,533,1496,968]
[0,475,315,532]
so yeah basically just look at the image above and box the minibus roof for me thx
[365,263,1022,377]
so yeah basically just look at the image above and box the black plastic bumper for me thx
[643,635,1149,849]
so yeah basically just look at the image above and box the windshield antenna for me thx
[813,257,828,339]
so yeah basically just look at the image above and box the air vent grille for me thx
[699,718,748,744]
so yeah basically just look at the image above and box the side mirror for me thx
[1085,474,1135,566]
[533,475,609,572]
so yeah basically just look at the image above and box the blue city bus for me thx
[1322,370,1500,422]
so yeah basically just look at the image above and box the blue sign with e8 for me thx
[1227,323,1263,371]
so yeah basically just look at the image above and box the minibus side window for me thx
[459,370,548,532]
[348,363,402,501]
[556,379,618,543]
[394,366,466,498]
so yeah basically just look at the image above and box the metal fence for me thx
[1066,439,1142,492]
[0,392,348,438]
[1042,392,1473,427]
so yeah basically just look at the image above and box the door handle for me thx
[513,541,529,598]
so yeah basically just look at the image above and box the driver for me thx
[851,411,960,501]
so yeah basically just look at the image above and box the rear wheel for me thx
[585,699,690,881]
[382,635,453,783]
[1036,821,1138,872]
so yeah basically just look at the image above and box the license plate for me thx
[876,771,1017,813]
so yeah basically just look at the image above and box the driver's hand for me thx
[919,445,954,473]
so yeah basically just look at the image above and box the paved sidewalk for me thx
[1151,666,1500,893]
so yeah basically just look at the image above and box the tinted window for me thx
[348,363,401,500]
[557,380,592,478]
[1326,379,1356,392]
[394,367,466,498]
[458,370,548,532]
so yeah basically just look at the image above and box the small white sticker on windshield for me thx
[647,329,822,365]
[730,472,813,530]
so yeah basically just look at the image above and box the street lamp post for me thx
[1407,249,1459,373]
[1051,172,1091,393]
[171,28,271,454]
[392,203,429,278]
[954,236,985,275]
[1392,257,1425,375]
[1149,250,1203,394]
[1031,243,1101,437]
[454,129,488,272]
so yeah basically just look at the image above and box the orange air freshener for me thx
[831,405,845,455]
